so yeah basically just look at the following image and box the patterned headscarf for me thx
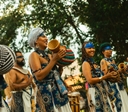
[28,27,44,48]
[0,45,16,75]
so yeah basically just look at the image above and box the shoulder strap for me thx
[35,48,50,62]
[35,49,57,70]
[103,58,110,66]
[12,67,29,75]
[22,89,32,96]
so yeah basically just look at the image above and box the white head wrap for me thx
[28,27,44,48]
[0,45,16,75]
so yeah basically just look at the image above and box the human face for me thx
[16,52,25,67]
[85,42,95,57]
[102,49,112,58]
[126,57,128,62]
[35,33,48,50]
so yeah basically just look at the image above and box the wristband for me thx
[99,76,102,82]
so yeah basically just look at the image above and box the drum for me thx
[68,92,80,112]
[57,47,75,67]
[47,39,60,53]
[48,39,75,67]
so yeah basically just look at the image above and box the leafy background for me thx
[0,0,128,64]
[1,1,128,110]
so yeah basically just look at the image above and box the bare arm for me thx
[82,62,102,84]
[6,70,32,91]
[29,49,66,81]
[82,61,117,84]
[100,59,108,75]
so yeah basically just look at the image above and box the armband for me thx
[32,68,42,73]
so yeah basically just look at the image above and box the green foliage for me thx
[0,0,128,63]
[73,0,128,62]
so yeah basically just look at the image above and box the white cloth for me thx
[119,90,128,112]
[54,102,72,112]
[88,88,95,105]
[118,90,128,112]
[22,88,32,112]
[28,27,44,48]
[116,83,128,112]
[5,96,12,108]
[127,77,128,87]
[0,97,10,112]
[11,86,35,112]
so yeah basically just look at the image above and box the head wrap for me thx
[0,45,16,75]
[28,27,44,48]
[104,46,112,50]
[99,42,111,53]
[84,42,94,48]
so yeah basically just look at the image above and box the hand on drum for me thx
[106,71,120,82]
[52,49,66,62]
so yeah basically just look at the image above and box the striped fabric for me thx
[57,48,75,67]
[68,94,80,112]
[0,45,16,75]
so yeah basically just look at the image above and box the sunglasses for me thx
[37,32,45,38]
[16,56,24,59]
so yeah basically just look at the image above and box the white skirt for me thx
[116,83,128,112]
[54,102,72,112]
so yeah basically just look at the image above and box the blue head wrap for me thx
[84,42,94,48]
[104,46,112,50]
